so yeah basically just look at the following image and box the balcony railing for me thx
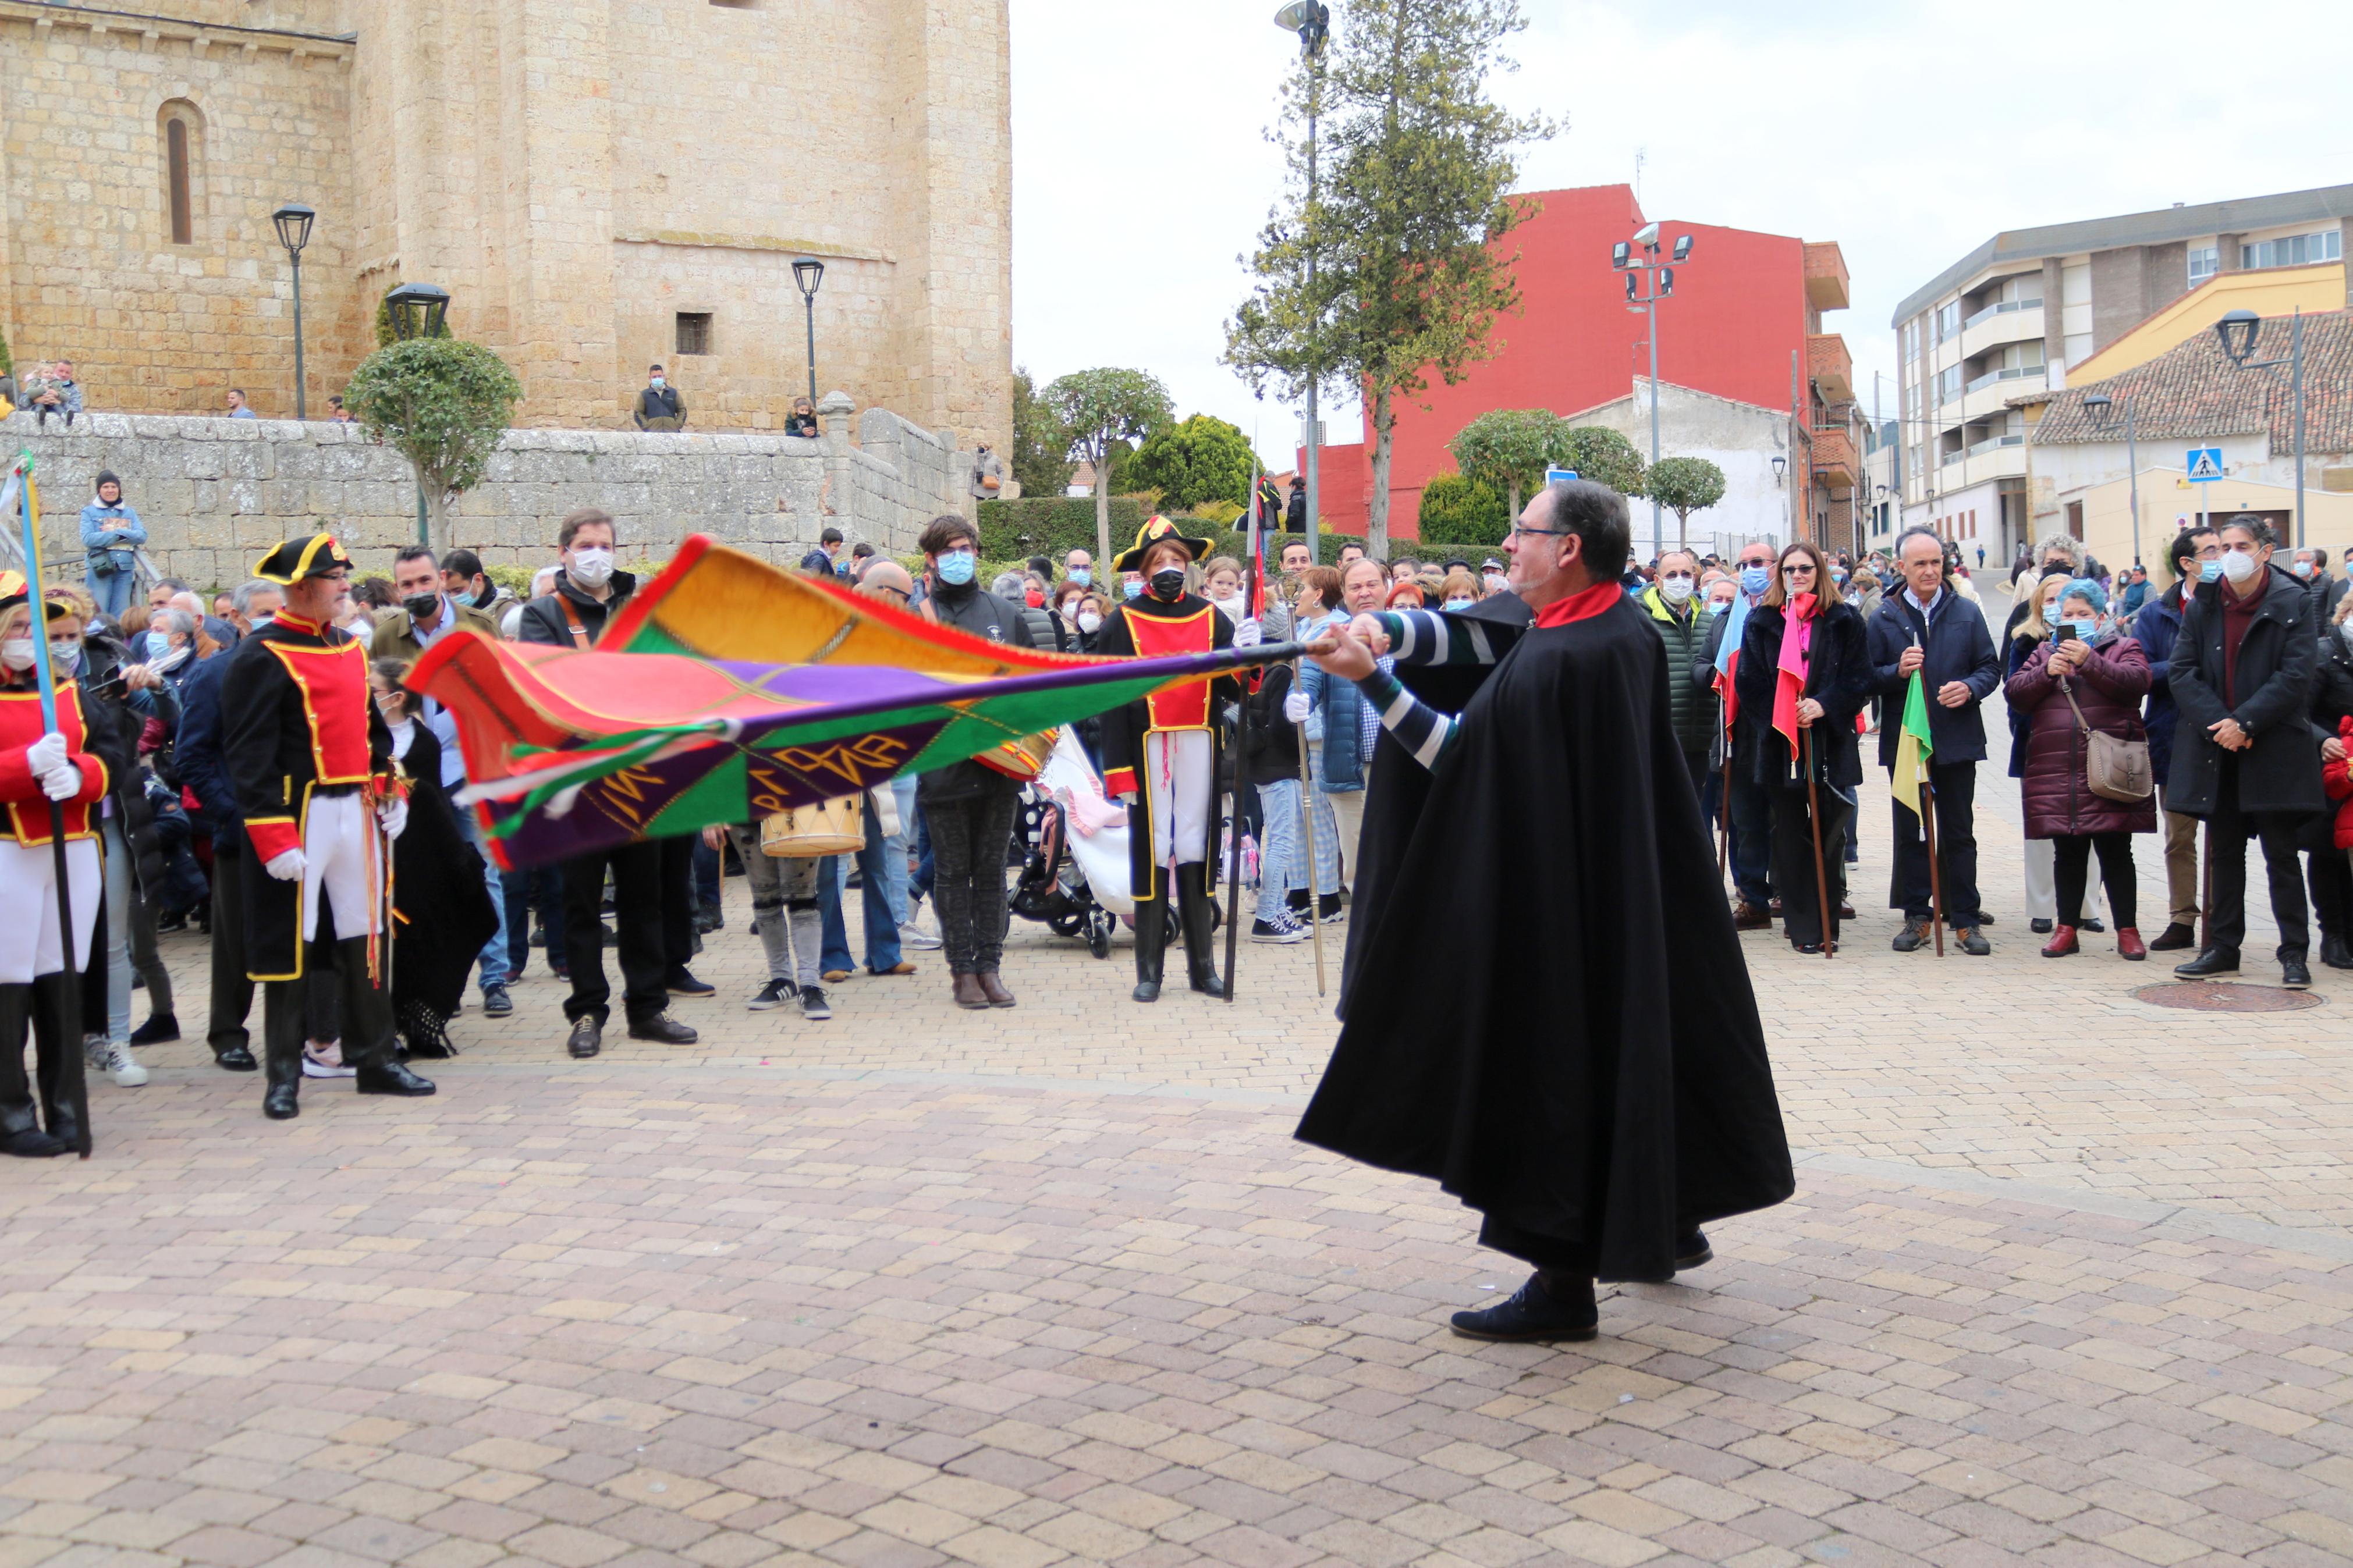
[1964,364,2045,394]
[1963,297,2043,330]
[1940,448,1967,467]
[1966,433,2025,457]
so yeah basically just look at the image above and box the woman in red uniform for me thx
[0,572,109,1156]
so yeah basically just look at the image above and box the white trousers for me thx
[303,792,384,943]
[1325,788,1365,891]
[1144,731,1212,867]
[2022,836,2105,923]
[0,836,101,984]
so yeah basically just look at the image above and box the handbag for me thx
[2057,667,2153,803]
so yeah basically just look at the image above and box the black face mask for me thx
[402,591,442,621]
[2040,561,2071,579]
[1150,568,1186,603]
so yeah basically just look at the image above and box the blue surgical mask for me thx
[935,550,976,586]
[1122,579,1145,600]
[2069,618,2098,641]
[1829,567,1848,584]
[2200,559,2224,584]
[1739,565,1770,596]
[1068,567,1092,587]
[145,630,172,660]
[2043,599,2063,625]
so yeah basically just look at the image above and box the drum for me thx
[977,727,1060,782]
[760,795,863,856]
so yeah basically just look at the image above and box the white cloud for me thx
[1012,0,2353,468]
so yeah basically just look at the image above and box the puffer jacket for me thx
[2324,715,2353,849]
[2130,584,2186,787]
[1638,585,1713,755]
[2004,636,2157,838]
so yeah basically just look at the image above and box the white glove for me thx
[1283,688,1312,723]
[39,763,80,802]
[24,731,66,777]
[1233,618,1262,649]
[377,796,409,841]
[264,848,307,881]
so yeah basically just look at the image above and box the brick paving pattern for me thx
[5,771,2351,1567]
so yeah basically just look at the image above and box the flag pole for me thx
[15,453,93,1156]
[1222,464,1259,1004]
[1920,771,1944,957]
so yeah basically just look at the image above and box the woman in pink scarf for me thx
[1732,540,1870,952]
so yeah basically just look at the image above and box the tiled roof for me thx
[2029,308,2353,455]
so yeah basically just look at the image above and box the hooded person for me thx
[1294,480,1793,1343]
[1095,515,1243,1001]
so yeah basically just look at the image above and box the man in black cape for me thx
[1296,481,1793,1341]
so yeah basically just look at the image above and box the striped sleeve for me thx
[1355,666,1458,771]
[1379,610,1508,669]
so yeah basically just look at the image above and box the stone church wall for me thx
[12,397,973,590]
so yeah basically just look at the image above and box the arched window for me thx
[159,101,202,246]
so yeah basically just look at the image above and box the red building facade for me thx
[1302,184,1854,544]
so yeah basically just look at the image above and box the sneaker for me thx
[900,921,943,951]
[481,984,513,1019]
[86,1038,150,1088]
[1251,906,1308,944]
[1890,919,1931,954]
[1317,891,1345,924]
[129,1011,180,1046]
[666,968,716,998]
[800,985,832,1021]
[301,1040,355,1080]
[748,979,795,1010]
[1955,926,1992,957]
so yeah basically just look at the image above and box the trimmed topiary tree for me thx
[1417,472,1509,545]
[1121,414,1257,512]
[343,337,522,553]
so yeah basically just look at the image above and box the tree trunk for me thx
[1094,447,1112,567]
[1367,389,1394,562]
[1507,481,1521,520]
[1677,507,1688,554]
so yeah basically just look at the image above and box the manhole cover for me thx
[2132,981,2324,1013]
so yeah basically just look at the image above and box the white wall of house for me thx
[1572,379,1794,557]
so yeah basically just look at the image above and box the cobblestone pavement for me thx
[5,774,2352,1567]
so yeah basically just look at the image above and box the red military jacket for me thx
[0,678,111,844]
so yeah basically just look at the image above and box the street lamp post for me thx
[1275,2,1330,559]
[2215,307,2306,549]
[2082,391,2142,567]
[385,282,453,546]
[1613,226,1692,557]
[272,203,315,420]
[792,258,825,404]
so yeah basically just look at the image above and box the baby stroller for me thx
[1009,731,1133,959]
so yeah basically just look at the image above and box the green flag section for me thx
[1891,669,1934,816]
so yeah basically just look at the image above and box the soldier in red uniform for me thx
[0,573,108,1156]
[1096,516,1242,1001]
[221,535,438,1119]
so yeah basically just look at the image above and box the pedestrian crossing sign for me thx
[2185,447,2224,481]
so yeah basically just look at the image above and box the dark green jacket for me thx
[1639,585,1712,754]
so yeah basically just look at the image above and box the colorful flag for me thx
[1712,589,1751,730]
[1890,666,1935,817]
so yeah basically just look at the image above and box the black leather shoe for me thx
[263,1082,300,1119]
[2174,947,2241,978]
[2081,917,2106,933]
[356,1061,437,1097]
[665,968,716,998]
[2148,922,2199,952]
[1674,1230,1712,1271]
[1450,1272,1598,1342]
[0,1126,68,1158]
[2281,957,2312,991]
[2322,935,2353,970]
[566,1016,602,1059]
[129,1012,180,1046]
[214,1045,258,1072]
[2030,918,2054,934]
[628,1012,700,1045]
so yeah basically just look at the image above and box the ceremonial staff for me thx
[13,452,93,1155]
[1223,472,1261,1004]
[1802,726,1834,960]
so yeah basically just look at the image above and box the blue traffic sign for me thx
[2185,447,2224,482]
[1545,468,1580,486]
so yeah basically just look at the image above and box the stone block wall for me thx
[13,397,974,590]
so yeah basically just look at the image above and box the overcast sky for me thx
[1008,0,2352,470]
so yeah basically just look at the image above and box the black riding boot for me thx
[30,972,86,1153]
[0,984,64,1157]
[336,938,435,1098]
[1175,862,1225,998]
[1131,894,1167,1002]
[261,977,306,1119]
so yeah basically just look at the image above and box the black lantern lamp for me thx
[792,258,825,403]
[2214,309,2262,366]
[385,281,451,342]
[272,203,316,418]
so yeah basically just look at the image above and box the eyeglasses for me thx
[1659,571,1695,583]
[1782,563,1817,576]
[1507,522,1568,541]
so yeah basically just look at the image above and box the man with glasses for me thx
[1702,541,1780,928]
[1638,550,1713,798]
[220,534,438,1119]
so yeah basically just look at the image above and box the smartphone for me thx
[2052,623,2079,643]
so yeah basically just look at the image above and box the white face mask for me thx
[569,546,616,587]
[1077,610,1103,635]
[2221,548,2259,585]
[1659,577,1695,605]
[1483,573,1506,592]
[0,638,33,671]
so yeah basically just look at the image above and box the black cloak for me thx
[387,726,498,1053]
[1295,594,1794,1283]
[1338,592,1534,1019]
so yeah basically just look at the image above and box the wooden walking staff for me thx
[1919,771,1944,957]
[13,453,93,1156]
[1802,726,1835,959]
[1222,464,1264,1004]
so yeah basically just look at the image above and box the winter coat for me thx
[2324,716,2353,849]
[2166,564,2323,816]
[1298,649,1369,792]
[2131,584,2187,788]
[2003,637,2157,838]
[1864,585,1999,766]
[1732,598,1868,791]
[1244,663,1303,788]
[914,577,1037,803]
[516,570,638,649]
[372,596,502,667]
[1638,585,1713,755]
[80,500,147,576]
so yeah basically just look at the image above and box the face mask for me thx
[1829,568,1848,584]
[1122,579,1144,600]
[1077,610,1103,635]
[2043,598,2063,626]
[0,638,31,671]
[1443,598,1474,610]
[1024,588,1045,608]
[2221,549,2258,585]
[1151,568,1186,602]
[1659,577,1694,605]
[49,637,80,666]
[2069,618,2099,641]
[650,376,665,389]
[1483,573,1506,593]
[1739,566,1770,596]
[1067,567,1092,587]
[145,630,172,660]
[569,546,615,587]
[1707,598,1731,616]
[2294,560,2314,578]
[402,591,442,621]
[931,550,975,586]
[2199,559,2224,584]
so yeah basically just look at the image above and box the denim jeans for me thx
[504,863,562,977]
[1256,777,1307,895]
[818,806,906,973]
[87,566,136,621]
[451,809,509,990]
